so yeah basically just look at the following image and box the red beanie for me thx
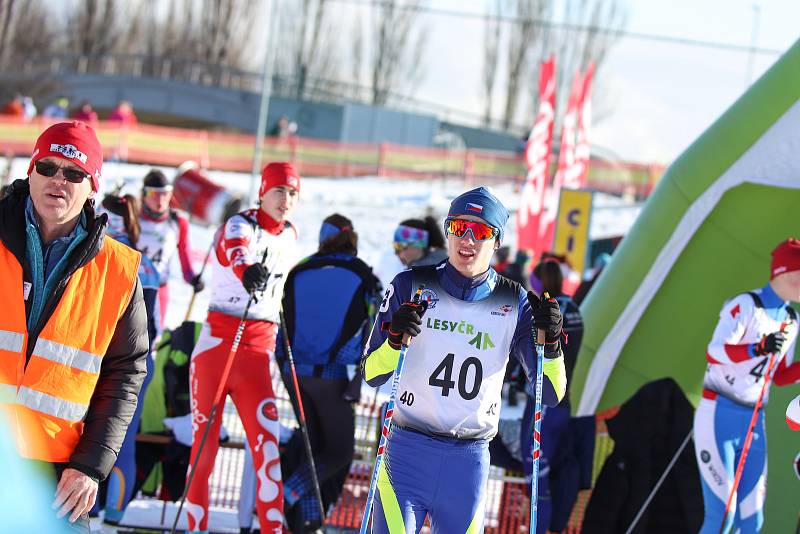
[259,162,301,198]
[771,238,800,279]
[27,121,103,191]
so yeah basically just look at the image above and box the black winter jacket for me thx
[0,179,149,481]
[581,378,703,534]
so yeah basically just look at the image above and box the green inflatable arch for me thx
[571,39,800,531]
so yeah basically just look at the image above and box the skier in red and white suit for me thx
[185,162,301,533]
[138,169,203,327]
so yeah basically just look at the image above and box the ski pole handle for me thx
[400,287,424,346]
[535,291,550,345]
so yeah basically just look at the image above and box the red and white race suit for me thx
[186,208,297,533]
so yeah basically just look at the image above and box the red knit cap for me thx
[259,162,301,198]
[771,238,800,279]
[27,121,103,191]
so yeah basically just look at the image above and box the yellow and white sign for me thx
[553,189,593,278]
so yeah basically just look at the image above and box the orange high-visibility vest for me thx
[0,235,140,462]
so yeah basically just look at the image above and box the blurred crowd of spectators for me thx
[1,95,138,126]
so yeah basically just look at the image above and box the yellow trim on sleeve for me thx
[543,354,567,403]
[364,339,401,382]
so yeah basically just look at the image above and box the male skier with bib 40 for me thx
[362,187,567,533]
[694,237,800,533]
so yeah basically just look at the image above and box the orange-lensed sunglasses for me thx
[444,218,498,241]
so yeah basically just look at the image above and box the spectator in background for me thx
[278,213,381,533]
[393,216,448,268]
[43,96,70,119]
[108,100,138,127]
[530,251,580,296]
[270,115,290,137]
[138,170,202,328]
[494,245,512,272]
[1,94,24,117]
[521,258,584,534]
[22,96,37,120]
[497,248,531,290]
[73,101,98,125]
[573,252,611,306]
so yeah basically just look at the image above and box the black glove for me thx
[527,291,563,345]
[387,300,429,350]
[342,370,363,403]
[242,263,269,294]
[753,331,786,356]
[190,274,205,292]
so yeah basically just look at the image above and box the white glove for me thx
[163,414,230,445]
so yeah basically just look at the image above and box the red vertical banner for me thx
[569,62,595,190]
[516,57,556,253]
[537,68,584,255]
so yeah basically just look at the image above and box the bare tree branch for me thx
[369,0,428,106]
[501,0,551,130]
[482,0,502,126]
[350,14,365,98]
[0,0,16,67]
[3,0,59,68]
[550,0,627,127]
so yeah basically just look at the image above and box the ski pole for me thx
[625,429,693,534]
[170,247,269,534]
[278,305,327,530]
[529,291,549,534]
[359,287,389,448]
[358,286,424,534]
[718,348,781,534]
[184,229,218,323]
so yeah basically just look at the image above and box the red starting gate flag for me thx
[516,57,556,253]
[537,68,584,256]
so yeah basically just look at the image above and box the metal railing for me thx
[9,53,530,134]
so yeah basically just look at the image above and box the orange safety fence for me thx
[0,117,664,197]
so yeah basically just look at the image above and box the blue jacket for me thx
[111,234,161,348]
[277,252,381,379]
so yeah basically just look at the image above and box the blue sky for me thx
[415,0,799,163]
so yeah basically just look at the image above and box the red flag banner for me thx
[569,62,595,190]
[537,68,584,255]
[516,57,556,253]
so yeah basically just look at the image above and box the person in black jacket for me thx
[277,213,381,533]
[0,122,148,533]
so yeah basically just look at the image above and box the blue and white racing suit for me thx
[694,283,799,533]
[363,262,566,533]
